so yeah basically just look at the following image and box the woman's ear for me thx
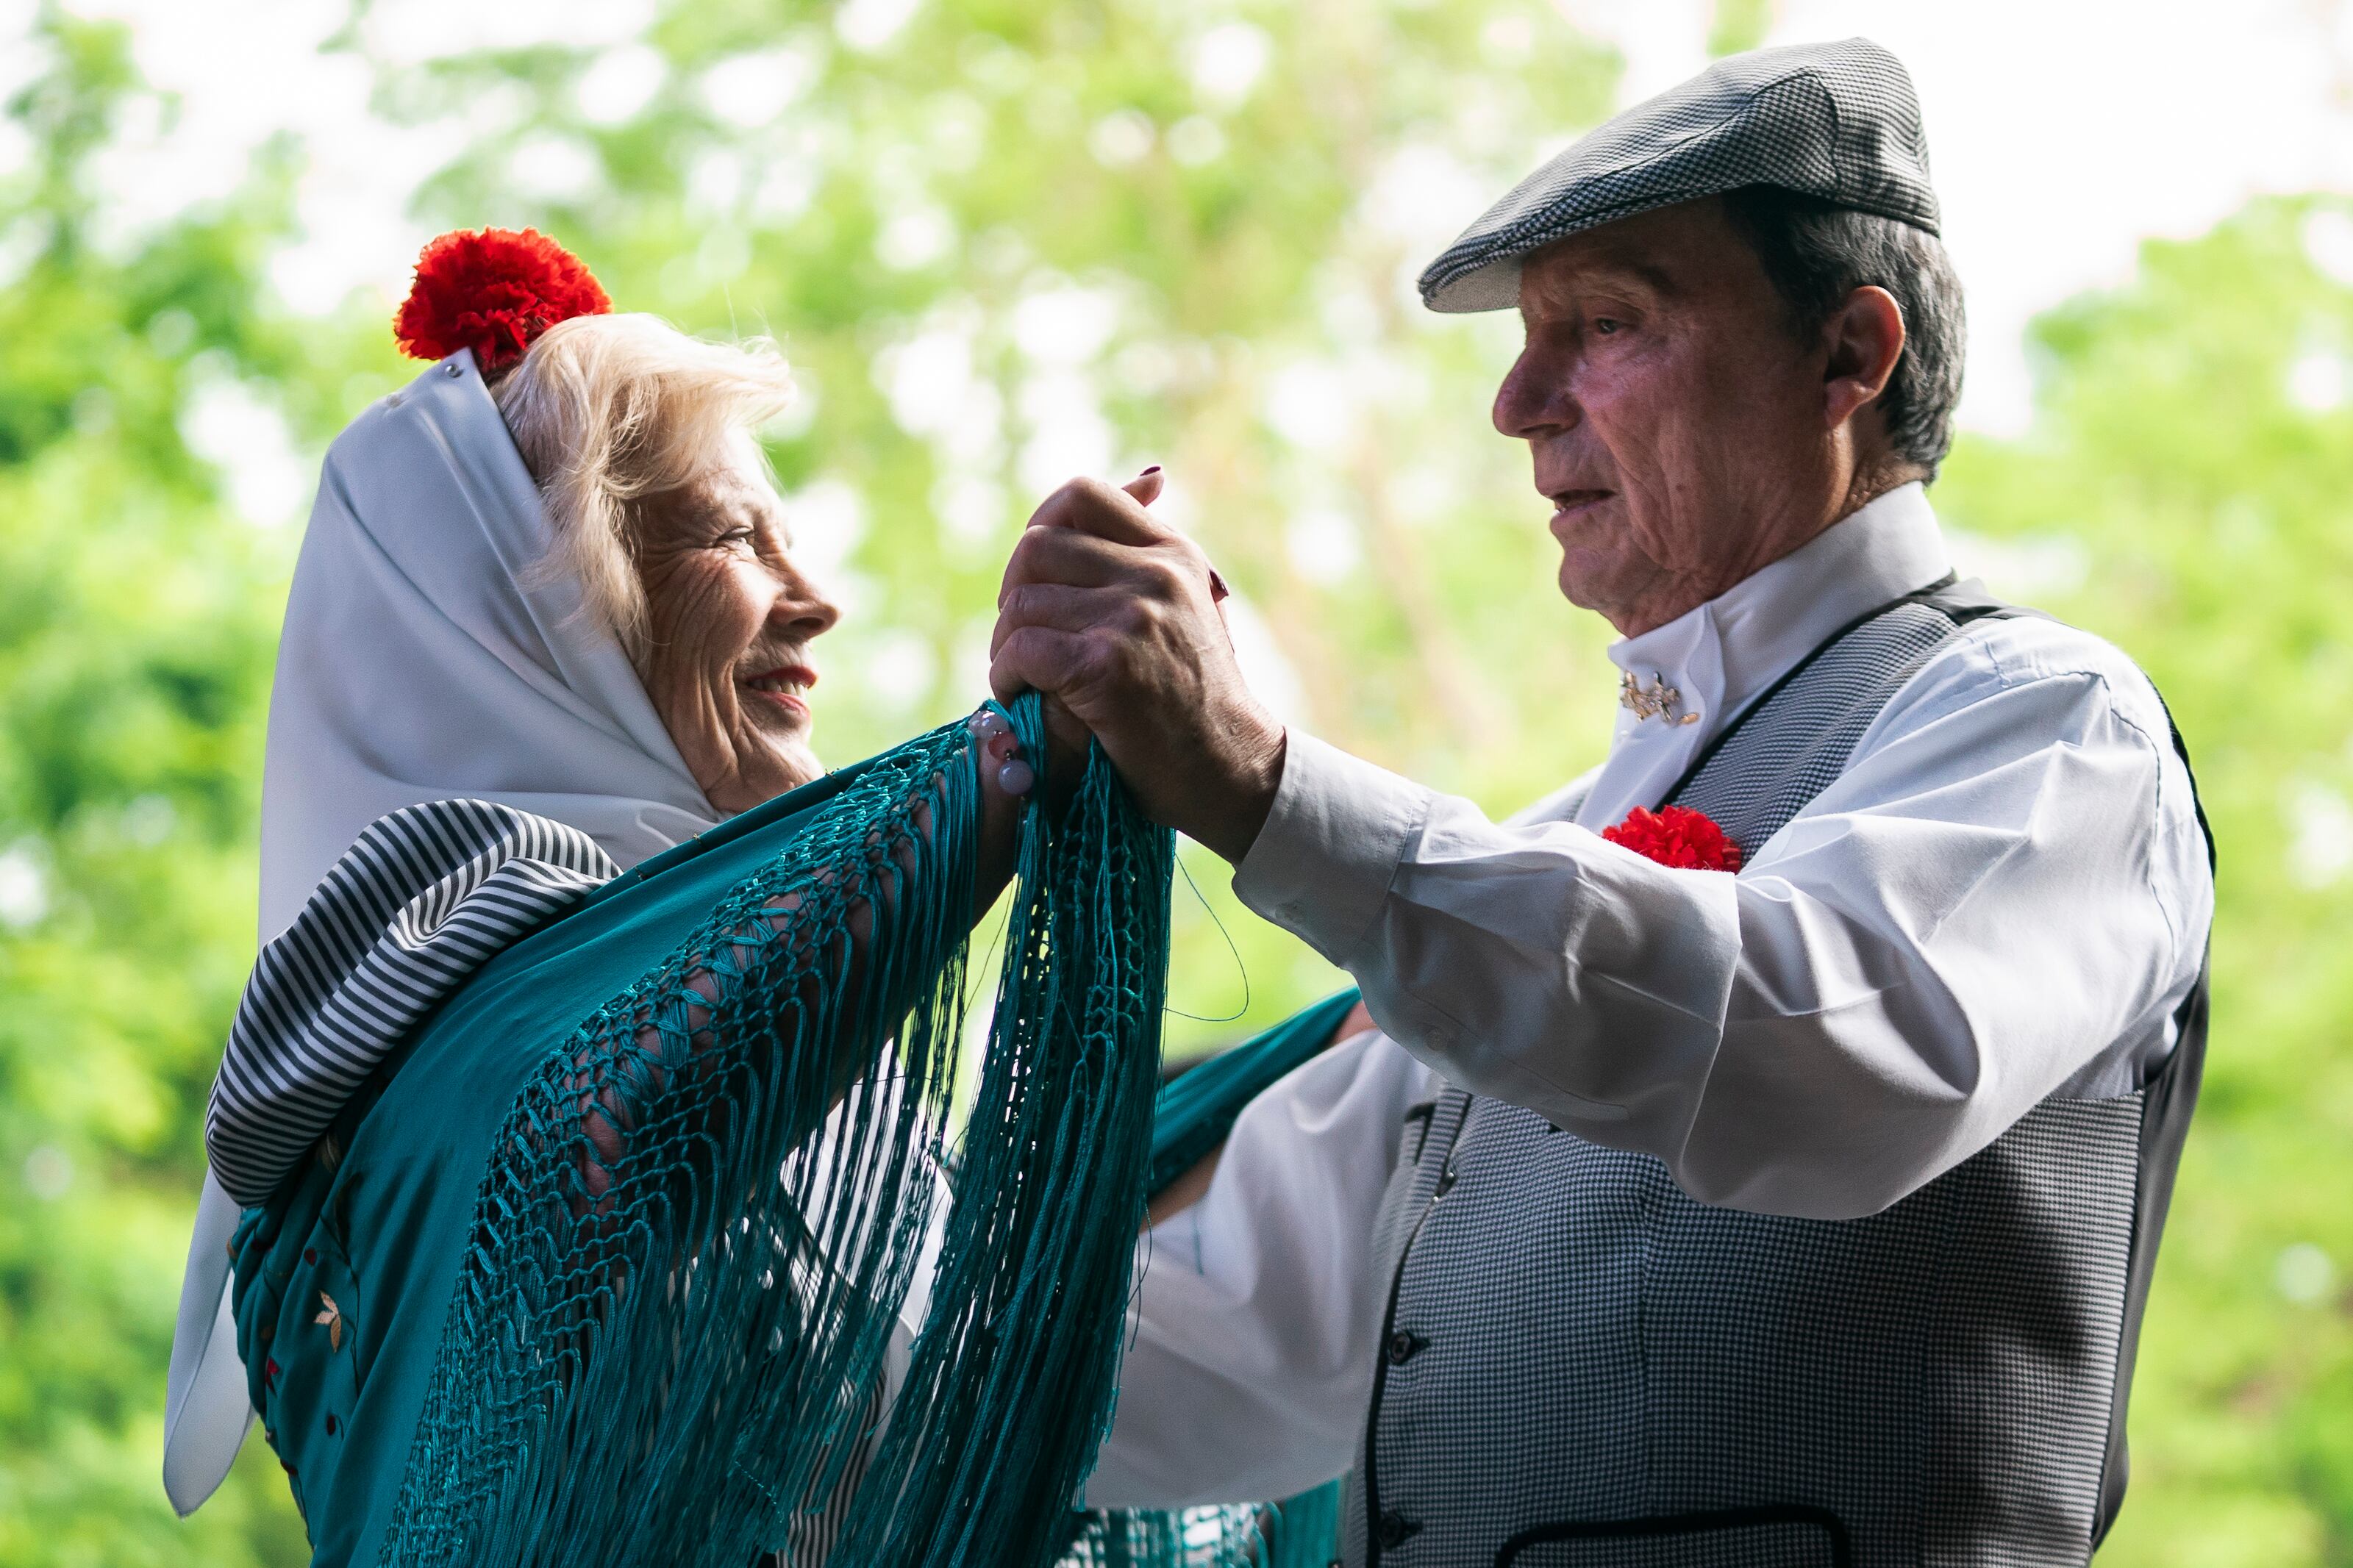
[1823,284,1906,431]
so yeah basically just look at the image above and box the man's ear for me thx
[1823,284,1906,431]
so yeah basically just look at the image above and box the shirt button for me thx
[1377,1510,1421,1549]
[1386,1330,1424,1365]
[443,359,463,377]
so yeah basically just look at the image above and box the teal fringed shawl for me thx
[1148,989,1363,1196]
[385,695,1174,1566]
[1062,990,1363,1568]
[235,694,1363,1568]
[237,697,1177,1566]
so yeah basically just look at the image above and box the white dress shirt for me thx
[1086,482,2213,1509]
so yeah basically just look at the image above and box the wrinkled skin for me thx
[1491,196,1914,636]
[991,194,1919,1217]
[629,453,841,814]
[571,452,1032,1209]
[989,193,1915,861]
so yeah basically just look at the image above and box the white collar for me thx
[1571,482,1951,831]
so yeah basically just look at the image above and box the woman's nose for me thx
[770,568,841,640]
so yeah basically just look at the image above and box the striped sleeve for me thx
[204,800,619,1208]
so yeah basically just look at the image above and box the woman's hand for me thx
[971,717,1032,920]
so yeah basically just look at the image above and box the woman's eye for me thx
[714,526,757,548]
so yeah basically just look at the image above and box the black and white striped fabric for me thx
[208,796,897,1560]
[1418,37,1939,313]
[204,800,618,1208]
[1340,584,2210,1567]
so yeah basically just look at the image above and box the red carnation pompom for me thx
[1601,805,1743,873]
[393,228,611,372]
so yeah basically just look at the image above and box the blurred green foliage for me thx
[0,16,341,1564]
[0,1,2346,1564]
[1935,199,2353,1565]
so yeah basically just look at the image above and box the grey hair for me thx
[493,313,797,653]
[1721,185,1967,479]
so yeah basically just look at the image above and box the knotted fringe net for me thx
[1060,1483,1345,1568]
[381,694,1175,1567]
[1056,990,1369,1567]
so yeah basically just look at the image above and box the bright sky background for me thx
[9,0,2353,440]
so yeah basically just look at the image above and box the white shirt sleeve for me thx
[1231,617,2213,1221]
[1085,1027,1439,1508]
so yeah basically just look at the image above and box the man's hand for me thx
[990,470,1286,863]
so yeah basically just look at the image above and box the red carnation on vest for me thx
[1601,805,1743,872]
[393,228,610,373]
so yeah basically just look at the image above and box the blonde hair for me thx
[493,312,797,653]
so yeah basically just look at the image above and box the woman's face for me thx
[631,451,842,814]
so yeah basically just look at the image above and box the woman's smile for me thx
[740,659,818,720]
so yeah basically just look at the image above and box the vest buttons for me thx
[1433,1167,1457,1197]
[1377,1510,1421,1549]
[1386,1330,1425,1365]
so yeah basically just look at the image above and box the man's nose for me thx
[1492,346,1577,441]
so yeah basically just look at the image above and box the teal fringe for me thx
[1148,989,1362,1195]
[834,697,1174,1563]
[1059,1483,1345,1568]
[1058,992,1364,1568]
[382,695,1176,1567]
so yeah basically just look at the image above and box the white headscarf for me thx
[166,348,721,1511]
[259,347,718,937]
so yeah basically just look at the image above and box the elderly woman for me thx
[162,232,1165,1568]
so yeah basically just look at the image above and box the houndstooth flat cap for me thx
[1419,37,1938,313]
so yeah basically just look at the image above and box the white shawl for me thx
[163,348,719,1513]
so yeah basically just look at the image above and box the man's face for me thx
[1492,197,1846,636]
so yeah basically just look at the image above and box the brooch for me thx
[1619,670,1699,726]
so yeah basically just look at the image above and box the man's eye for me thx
[1593,317,1622,335]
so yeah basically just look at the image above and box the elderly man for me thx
[993,38,2215,1568]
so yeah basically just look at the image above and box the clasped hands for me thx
[988,469,1285,863]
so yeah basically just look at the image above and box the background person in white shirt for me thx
[995,40,2214,1567]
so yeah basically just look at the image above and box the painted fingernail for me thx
[1208,567,1230,602]
[1141,465,1162,476]
[996,759,1035,795]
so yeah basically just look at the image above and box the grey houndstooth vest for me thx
[1340,580,2211,1568]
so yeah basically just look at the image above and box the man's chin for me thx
[1549,516,1625,607]
[1555,557,1611,615]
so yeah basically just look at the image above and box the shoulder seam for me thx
[1868,624,2188,965]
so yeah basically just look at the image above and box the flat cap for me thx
[1419,37,1938,313]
